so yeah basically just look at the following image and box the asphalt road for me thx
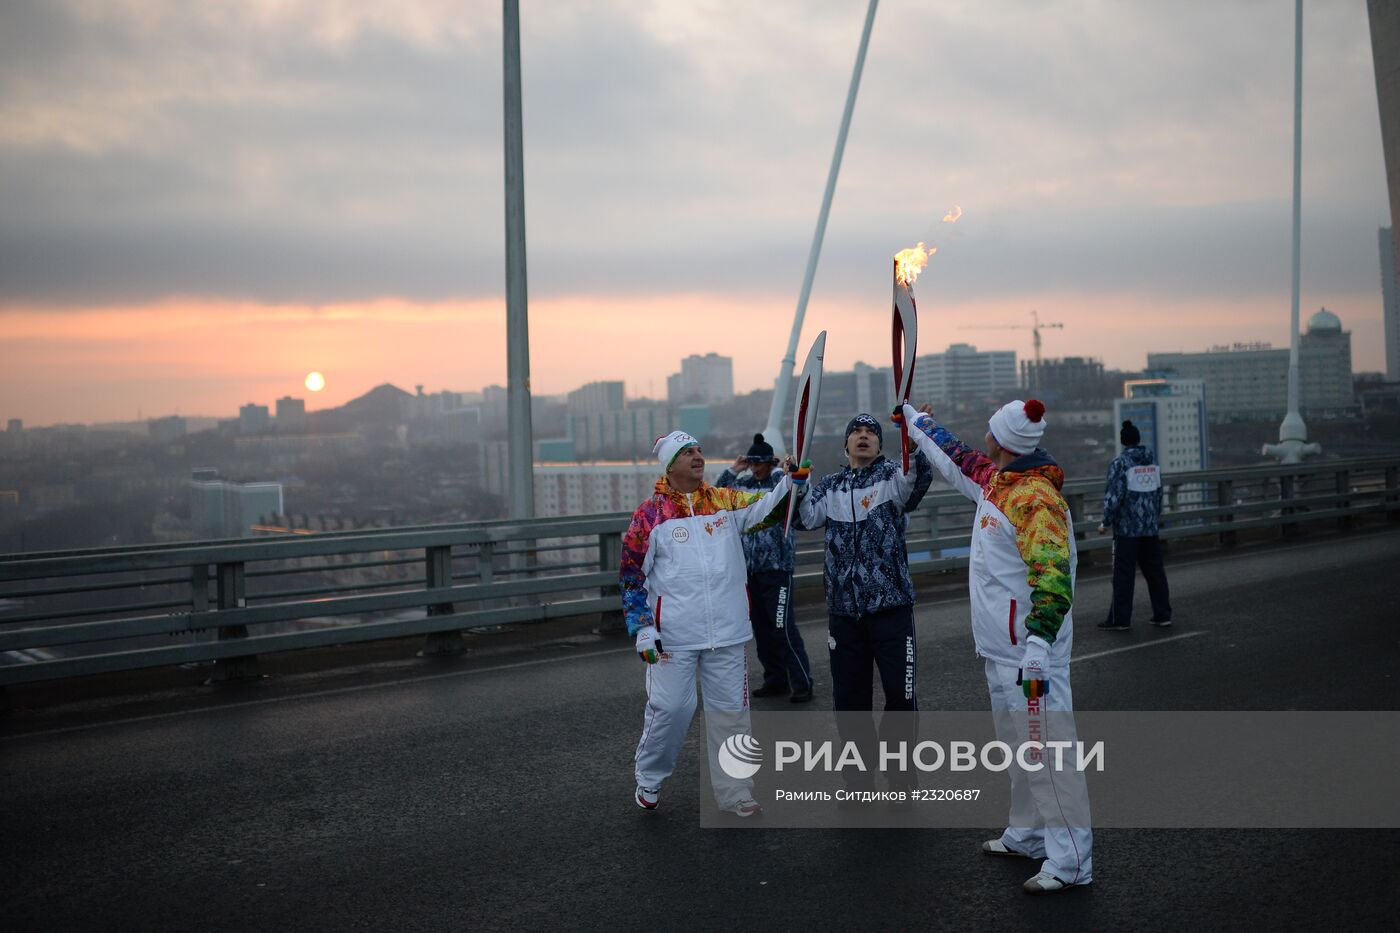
[3,527,1399,932]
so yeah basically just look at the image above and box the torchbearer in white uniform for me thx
[620,431,808,816]
[903,399,1093,894]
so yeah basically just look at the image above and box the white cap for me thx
[987,399,1047,456]
[652,431,699,470]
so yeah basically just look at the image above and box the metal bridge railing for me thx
[1,456,1396,688]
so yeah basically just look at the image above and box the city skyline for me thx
[0,1,1392,425]
[2,314,1370,430]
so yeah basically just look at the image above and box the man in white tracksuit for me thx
[620,430,807,815]
[902,399,1093,894]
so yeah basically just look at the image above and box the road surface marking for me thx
[1071,630,1207,664]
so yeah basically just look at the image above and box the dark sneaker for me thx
[752,684,789,698]
[1149,617,1173,627]
[1096,619,1130,631]
[788,687,814,704]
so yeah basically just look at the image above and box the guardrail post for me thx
[596,531,625,635]
[212,560,259,682]
[1388,466,1400,524]
[1279,475,1298,538]
[1336,469,1353,531]
[423,545,464,657]
[1064,492,1093,566]
[926,507,941,560]
[478,542,495,586]
[1217,480,1236,548]
[190,563,209,612]
[1066,493,1086,542]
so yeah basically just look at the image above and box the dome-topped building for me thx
[1307,307,1342,333]
[1146,307,1356,420]
[1299,307,1354,415]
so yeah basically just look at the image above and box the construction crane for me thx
[960,310,1065,392]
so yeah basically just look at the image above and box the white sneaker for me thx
[1023,870,1086,894]
[635,785,659,811]
[982,839,1034,858]
[721,798,762,818]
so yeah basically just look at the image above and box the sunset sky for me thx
[0,1,1392,426]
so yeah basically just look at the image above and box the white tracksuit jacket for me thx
[620,475,796,651]
[903,406,1077,667]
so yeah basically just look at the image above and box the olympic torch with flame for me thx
[892,242,931,473]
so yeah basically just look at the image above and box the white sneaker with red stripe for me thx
[635,785,659,811]
[720,798,762,818]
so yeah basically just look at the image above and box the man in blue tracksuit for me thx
[797,414,933,753]
[1097,419,1172,629]
[716,433,815,702]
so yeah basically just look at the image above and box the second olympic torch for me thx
[892,243,931,473]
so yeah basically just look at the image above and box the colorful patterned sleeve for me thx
[1004,480,1074,644]
[717,479,793,534]
[928,420,998,490]
[1101,455,1124,528]
[620,501,658,636]
[908,411,994,501]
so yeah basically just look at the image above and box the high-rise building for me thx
[1382,228,1400,381]
[480,385,509,431]
[275,396,307,432]
[678,405,709,440]
[668,353,733,405]
[147,415,187,443]
[1369,3,1400,378]
[1146,309,1356,421]
[1021,356,1109,402]
[567,381,626,414]
[813,364,894,434]
[568,405,671,458]
[1115,378,1209,472]
[6,419,21,434]
[910,343,1018,410]
[853,362,894,418]
[189,471,284,539]
[239,403,271,435]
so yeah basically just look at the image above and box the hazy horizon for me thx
[1,1,1392,426]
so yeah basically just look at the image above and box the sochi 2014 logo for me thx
[717,733,764,779]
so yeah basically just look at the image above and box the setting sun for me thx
[304,371,325,392]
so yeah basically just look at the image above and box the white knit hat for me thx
[652,431,699,470]
[987,399,1047,455]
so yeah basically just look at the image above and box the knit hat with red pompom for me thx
[988,399,1047,456]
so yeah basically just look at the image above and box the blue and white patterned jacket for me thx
[1102,445,1162,537]
[715,467,795,575]
[796,452,934,618]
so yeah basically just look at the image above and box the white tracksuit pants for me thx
[984,657,1094,885]
[634,643,752,807]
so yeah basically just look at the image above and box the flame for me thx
[942,205,962,223]
[894,242,934,287]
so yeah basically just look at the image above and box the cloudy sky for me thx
[0,0,1391,425]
